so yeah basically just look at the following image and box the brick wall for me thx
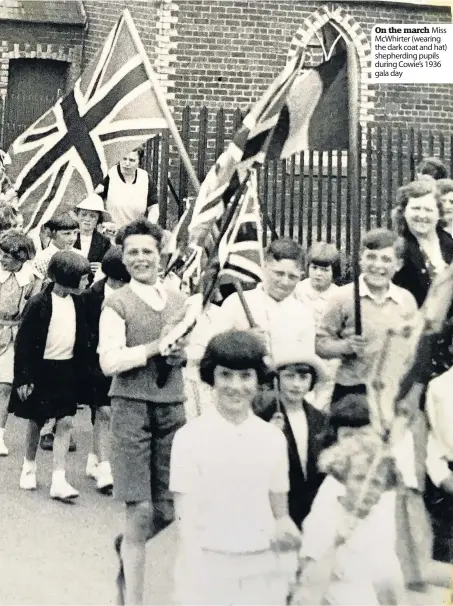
[82,1,159,66]
[0,22,84,95]
[81,1,453,131]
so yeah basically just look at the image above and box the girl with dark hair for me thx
[12,251,91,501]
[82,246,130,494]
[0,230,39,456]
[170,330,300,606]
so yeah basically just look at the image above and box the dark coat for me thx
[79,278,111,404]
[254,393,328,529]
[12,283,89,397]
[74,230,111,264]
[393,228,453,308]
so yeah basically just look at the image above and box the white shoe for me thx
[0,439,8,456]
[20,468,37,490]
[85,455,99,480]
[50,478,79,501]
[96,462,113,494]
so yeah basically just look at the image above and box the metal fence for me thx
[2,97,453,254]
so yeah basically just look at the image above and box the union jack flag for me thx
[218,169,264,285]
[7,9,168,233]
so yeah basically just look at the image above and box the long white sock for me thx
[23,458,36,473]
[0,428,5,440]
[98,460,111,474]
[52,469,65,483]
[87,453,99,467]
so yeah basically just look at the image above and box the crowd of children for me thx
[0,155,453,605]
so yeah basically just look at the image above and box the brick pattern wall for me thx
[173,0,452,129]
[0,23,84,98]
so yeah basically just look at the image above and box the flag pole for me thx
[347,41,362,335]
[122,9,201,195]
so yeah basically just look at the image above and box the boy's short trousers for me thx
[111,397,186,531]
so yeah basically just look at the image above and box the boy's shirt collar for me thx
[359,275,405,305]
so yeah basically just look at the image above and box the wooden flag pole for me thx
[347,41,362,335]
[123,9,201,195]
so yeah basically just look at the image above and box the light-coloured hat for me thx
[272,342,327,384]
[76,193,111,222]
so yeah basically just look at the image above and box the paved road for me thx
[0,409,451,605]
[0,409,176,606]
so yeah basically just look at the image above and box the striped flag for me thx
[7,10,168,233]
[188,52,304,247]
[218,170,264,285]
[266,50,349,159]
[164,198,195,275]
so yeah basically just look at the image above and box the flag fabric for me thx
[7,10,168,233]
[218,170,264,285]
[188,52,304,247]
[164,198,196,275]
[244,51,349,161]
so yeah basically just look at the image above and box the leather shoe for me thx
[40,433,54,451]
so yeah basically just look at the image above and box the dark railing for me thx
[2,97,452,253]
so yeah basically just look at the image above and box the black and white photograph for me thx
[1,0,453,604]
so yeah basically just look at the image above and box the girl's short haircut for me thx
[46,212,79,232]
[278,363,317,391]
[437,178,453,197]
[0,229,36,261]
[199,329,269,387]
[47,251,91,288]
[265,238,305,269]
[307,241,341,281]
[122,217,164,252]
[393,179,445,235]
[417,157,448,181]
[101,246,130,282]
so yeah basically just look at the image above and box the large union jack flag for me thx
[7,9,168,233]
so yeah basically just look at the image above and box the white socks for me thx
[23,458,36,473]
[52,469,66,483]
[97,460,112,474]
[0,428,5,440]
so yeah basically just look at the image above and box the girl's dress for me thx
[0,263,39,385]
[294,279,339,410]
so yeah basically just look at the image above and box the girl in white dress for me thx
[0,230,39,456]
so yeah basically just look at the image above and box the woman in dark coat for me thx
[73,194,111,283]
[393,179,453,308]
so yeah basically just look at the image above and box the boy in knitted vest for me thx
[99,219,187,605]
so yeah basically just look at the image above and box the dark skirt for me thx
[12,359,78,425]
[424,472,453,564]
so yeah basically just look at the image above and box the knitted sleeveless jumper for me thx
[105,285,186,404]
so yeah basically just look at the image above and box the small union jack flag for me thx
[7,9,168,233]
[218,169,264,285]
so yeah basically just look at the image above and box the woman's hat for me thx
[272,342,327,384]
[76,194,111,222]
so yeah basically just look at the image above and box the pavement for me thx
[0,408,452,605]
[0,408,176,606]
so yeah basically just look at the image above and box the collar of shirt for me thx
[0,261,34,287]
[256,282,297,306]
[207,406,255,435]
[129,278,167,311]
[359,275,404,304]
[104,282,114,299]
